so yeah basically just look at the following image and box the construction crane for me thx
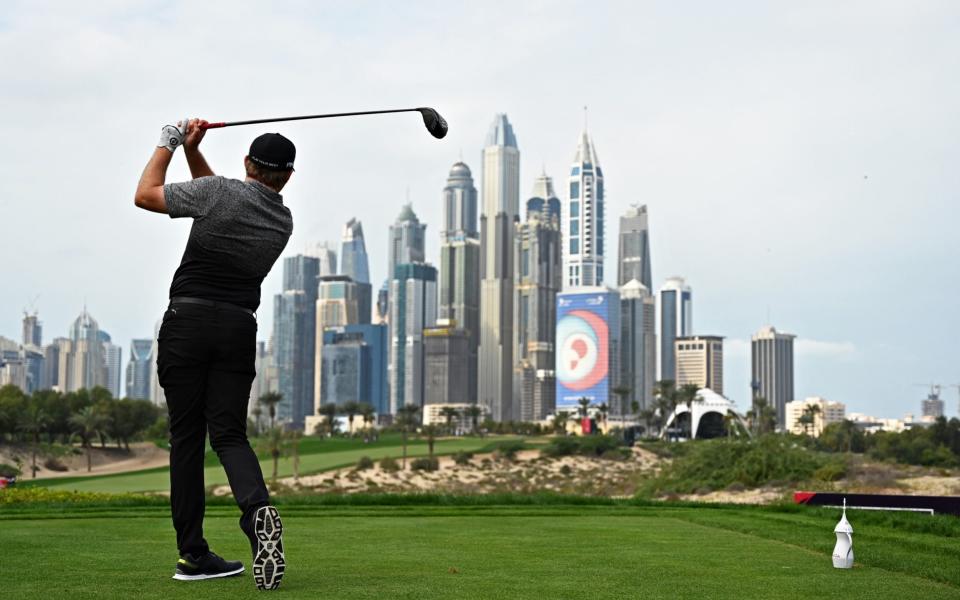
[913,384,944,419]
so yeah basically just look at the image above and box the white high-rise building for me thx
[618,204,651,290]
[479,113,520,421]
[389,263,438,413]
[785,397,845,437]
[563,129,605,288]
[658,277,692,382]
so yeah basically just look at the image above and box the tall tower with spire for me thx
[479,113,520,421]
[563,120,605,288]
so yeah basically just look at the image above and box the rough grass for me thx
[1,500,958,599]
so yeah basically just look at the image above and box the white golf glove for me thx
[158,118,190,153]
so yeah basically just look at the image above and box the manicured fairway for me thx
[29,435,524,493]
[2,505,958,599]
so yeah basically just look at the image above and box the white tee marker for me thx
[832,498,854,569]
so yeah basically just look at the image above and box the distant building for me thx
[22,312,42,347]
[675,335,724,395]
[563,128,605,287]
[389,263,437,413]
[308,242,338,277]
[514,190,562,422]
[479,113,520,422]
[42,339,63,390]
[619,279,656,415]
[751,325,796,428]
[439,161,480,404]
[314,275,364,412]
[785,397,846,437]
[125,339,153,400]
[658,277,692,382]
[920,389,944,420]
[423,403,480,431]
[0,344,43,394]
[340,219,372,324]
[424,320,471,407]
[388,204,427,282]
[618,204,651,290]
[101,334,123,399]
[309,324,388,432]
[59,307,106,392]
[274,255,320,427]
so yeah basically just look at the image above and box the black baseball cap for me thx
[249,133,296,171]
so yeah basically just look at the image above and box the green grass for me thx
[24,435,529,493]
[2,502,958,599]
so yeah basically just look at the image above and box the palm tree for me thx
[464,405,482,435]
[317,402,338,437]
[552,411,570,435]
[597,402,609,432]
[422,424,441,458]
[258,392,283,431]
[653,380,678,441]
[746,397,777,435]
[69,406,104,472]
[341,401,360,435]
[677,384,702,439]
[289,428,302,480]
[251,404,263,436]
[612,385,631,427]
[18,402,48,478]
[396,404,421,469]
[806,404,822,436]
[439,406,460,435]
[260,426,286,481]
[359,403,376,440]
[577,397,591,420]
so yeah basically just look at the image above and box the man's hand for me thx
[183,118,209,151]
[157,118,189,153]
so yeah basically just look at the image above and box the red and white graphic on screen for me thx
[556,309,608,391]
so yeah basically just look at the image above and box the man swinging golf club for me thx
[134,119,291,590]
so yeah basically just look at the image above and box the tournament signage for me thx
[555,291,617,410]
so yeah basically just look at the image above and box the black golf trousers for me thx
[157,300,269,557]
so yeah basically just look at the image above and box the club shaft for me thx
[201,108,421,130]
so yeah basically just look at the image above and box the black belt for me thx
[170,296,255,317]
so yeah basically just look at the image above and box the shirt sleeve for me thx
[164,176,222,219]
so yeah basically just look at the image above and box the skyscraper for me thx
[308,242,338,277]
[125,339,153,400]
[340,218,372,323]
[320,324,388,415]
[618,204,651,290]
[619,280,656,416]
[22,312,42,347]
[658,277,692,382]
[514,190,562,422]
[273,255,320,427]
[59,307,106,392]
[563,129,605,287]
[314,274,363,411]
[389,263,437,413]
[675,335,724,395]
[340,218,370,284]
[423,320,471,407]
[751,325,795,428]
[555,288,621,411]
[439,161,480,405]
[388,204,427,278]
[479,113,520,421]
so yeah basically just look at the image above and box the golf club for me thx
[200,107,448,139]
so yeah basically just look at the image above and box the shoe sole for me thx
[172,566,245,581]
[252,506,285,590]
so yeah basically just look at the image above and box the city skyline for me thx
[2,3,957,418]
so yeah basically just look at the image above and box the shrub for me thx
[543,435,624,458]
[495,441,525,461]
[453,451,474,466]
[355,456,374,471]
[543,437,580,458]
[559,464,573,476]
[0,463,20,478]
[42,457,69,472]
[813,461,847,482]
[411,457,439,472]
[379,456,400,472]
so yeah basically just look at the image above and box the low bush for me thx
[638,435,843,497]
[379,456,400,472]
[42,457,69,472]
[355,456,374,471]
[543,435,624,459]
[813,461,846,482]
[410,457,439,472]
[494,441,525,461]
[0,463,20,478]
[452,451,473,466]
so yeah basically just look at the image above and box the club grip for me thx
[200,122,227,130]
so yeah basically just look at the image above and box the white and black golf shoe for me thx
[251,505,285,590]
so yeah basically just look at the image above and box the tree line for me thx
[0,384,161,477]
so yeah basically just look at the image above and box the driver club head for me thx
[418,107,448,139]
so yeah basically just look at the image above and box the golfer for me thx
[134,119,292,590]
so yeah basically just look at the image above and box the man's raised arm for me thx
[135,119,213,213]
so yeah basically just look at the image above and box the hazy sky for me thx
[1,1,957,418]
